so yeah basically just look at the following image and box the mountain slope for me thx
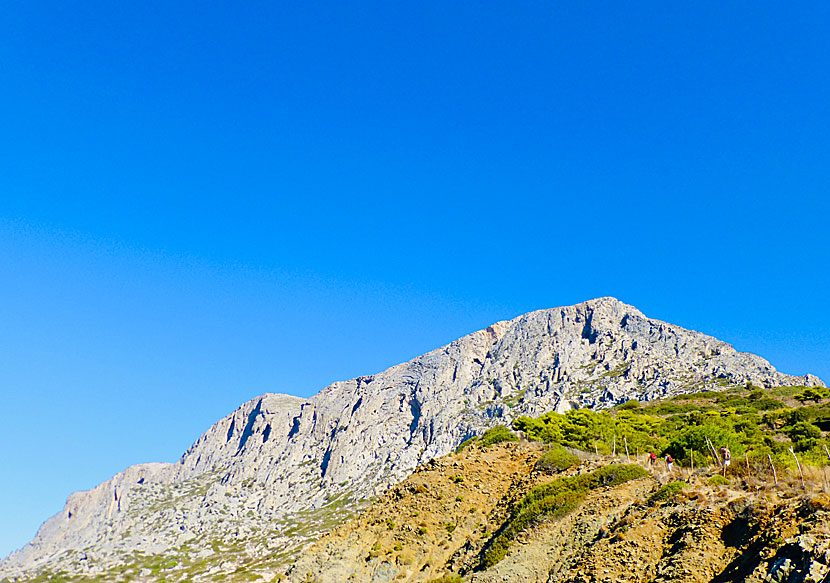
[1,297,822,580]
[287,379,830,583]
[286,439,830,583]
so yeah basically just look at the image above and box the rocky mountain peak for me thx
[1,298,822,580]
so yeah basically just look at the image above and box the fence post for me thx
[768,454,778,487]
[789,447,805,490]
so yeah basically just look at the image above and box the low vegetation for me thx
[456,425,518,452]
[647,481,686,505]
[708,475,730,486]
[480,464,647,569]
[534,446,580,474]
[513,384,830,471]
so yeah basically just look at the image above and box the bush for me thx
[786,422,822,452]
[479,426,518,448]
[647,481,686,505]
[663,424,745,464]
[708,475,730,486]
[795,387,830,404]
[535,447,580,474]
[645,402,700,416]
[480,464,646,569]
[587,463,648,489]
[513,409,664,454]
[749,397,786,411]
[455,435,478,453]
[673,390,720,400]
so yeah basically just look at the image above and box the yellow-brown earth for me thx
[284,441,830,583]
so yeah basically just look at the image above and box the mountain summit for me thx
[1,298,822,580]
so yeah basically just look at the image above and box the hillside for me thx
[288,383,830,583]
[0,298,824,581]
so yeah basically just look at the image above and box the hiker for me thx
[721,446,732,467]
[649,452,657,467]
[665,454,674,472]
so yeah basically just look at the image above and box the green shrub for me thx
[479,426,518,448]
[456,435,479,453]
[647,481,686,505]
[663,424,745,464]
[794,387,830,404]
[535,446,580,474]
[587,463,648,489]
[708,475,730,486]
[513,409,663,454]
[428,576,462,583]
[785,408,810,424]
[480,464,645,569]
[749,397,786,411]
[673,390,720,400]
[786,421,821,443]
[645,402,699,416]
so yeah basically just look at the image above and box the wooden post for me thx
[624,436,631,462]
[612,436,616,457]
[789,447,805,490]
[768,454,778,487]
[745,452,750,478]
[594,441,598,456]
[705,438,719,468]
[823,445,830,493]
[709,439,722,470]
[690,449,693,472]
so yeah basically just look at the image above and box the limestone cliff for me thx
[0,297,822,580]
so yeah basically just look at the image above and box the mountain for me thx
[0,297,823,581]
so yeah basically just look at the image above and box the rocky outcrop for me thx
[1,297,823,579]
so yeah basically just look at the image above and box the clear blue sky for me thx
[1,2,828,558]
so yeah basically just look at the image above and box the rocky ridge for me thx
[0,297,823,580]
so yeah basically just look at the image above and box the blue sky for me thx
[1,2,828,558]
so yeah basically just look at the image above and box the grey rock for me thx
[1,297,823,578]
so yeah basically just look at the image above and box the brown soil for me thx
[284,442,830,583]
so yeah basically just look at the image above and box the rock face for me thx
[0,297,823,579]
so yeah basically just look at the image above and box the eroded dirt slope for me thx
[286,442,830,583]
